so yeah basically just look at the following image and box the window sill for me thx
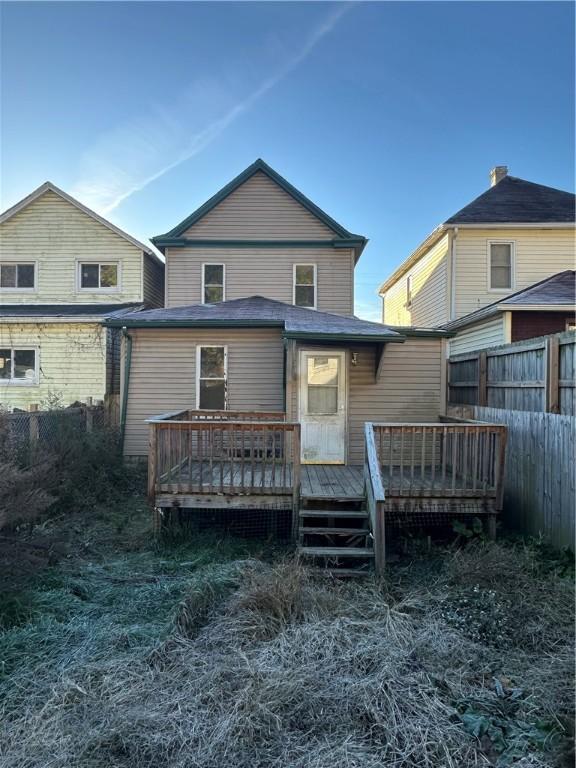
[0,380,39,387]
[0,288,37,293]
[77,288,121,294]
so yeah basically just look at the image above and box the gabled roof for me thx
[103,295,403,342]
[152,159,367,260]
[446,176,576,225]
[442,270,576,331]
[0,182,163,265]
[0,303,144,322]
[379,175,575,295]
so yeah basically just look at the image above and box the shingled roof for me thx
[103,296,405,342]
[443,270,576,331]
[445,176,575,225]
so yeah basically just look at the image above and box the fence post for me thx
[546,336,560,414]
[478,350,488,406]
[28,403,39,446]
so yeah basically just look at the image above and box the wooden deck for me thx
[301,465,364,500]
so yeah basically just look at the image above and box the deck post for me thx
[291,424,301,541]
[148,422,158,505]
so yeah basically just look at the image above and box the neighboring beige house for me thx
[107,159,450,459]
[379,167,575,351]
[0,182,164,409]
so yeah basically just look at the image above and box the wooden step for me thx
[298,547,374,558]
[300,527,370,535]
[299,509,367,518]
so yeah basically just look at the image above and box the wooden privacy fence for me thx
[448,331,575,415]
[448,405,575,549]
[147,410,301,511]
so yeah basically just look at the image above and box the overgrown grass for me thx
[0,528,572,768]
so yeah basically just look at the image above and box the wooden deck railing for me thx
[364,423,386,575]
[372,420,507,508]
[147,411,300,511]
[163,409,287,422]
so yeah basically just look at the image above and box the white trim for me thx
[201,263,226,304]
[76,260,121,293]
[293,263,317,310]
[195,344,228,409]
[503,311,512,343]
[446,222,575,230]
[0,261,38,293]
[0,346,39,386]
[0,181,161,262]
[505,304,576,312]
[487,240,515,293]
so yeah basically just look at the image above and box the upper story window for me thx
[203,264,225,304]
[293,264,317,309]
[406,275,412,308]
[0,347,38,385]
[0,262,36,290]
[488,242,514,291]
[78,262,119,291]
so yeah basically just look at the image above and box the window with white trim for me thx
[203,264,225,304]
[489,242,513,290]
[0,348,38,384]
[293,264,316,309]
[0,263,36,290]
[197,346,227,409]
[79,262,119,290]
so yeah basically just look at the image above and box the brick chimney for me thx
[490,166,508,187]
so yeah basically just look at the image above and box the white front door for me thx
[298,350,346,464]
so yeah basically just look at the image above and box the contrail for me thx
[72,4,352,214]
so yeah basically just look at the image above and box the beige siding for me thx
[123,328,285,455]
[142,252,165,307]
[0,322,106,409]
[0,190,145,304]
[383,234,449,327]
[455,228,576,318]
[287,338,444,465]
[166,246,354,315]
[449,316,505,355]
[183,171,335,239]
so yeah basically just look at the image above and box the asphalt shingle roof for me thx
[443,271,576,331]
[104,296,404,341]
[445,176,575,224]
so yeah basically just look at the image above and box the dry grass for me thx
[0,539,573,768]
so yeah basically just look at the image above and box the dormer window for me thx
[203,264,225,304]
[488,242,514,291]
[0,262,36,290]
[293,264,316,309]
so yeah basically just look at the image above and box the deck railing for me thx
[364,423,386,575]
[147,411,300,510]
[372,419,507,507]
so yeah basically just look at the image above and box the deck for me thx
[147,410,507,572]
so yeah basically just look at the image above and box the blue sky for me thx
[1,1,574,320]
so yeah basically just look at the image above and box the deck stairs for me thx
[297,497,374,577]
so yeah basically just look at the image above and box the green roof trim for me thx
[152,159,367,257]
[283,331,405,343]
[151,238,366,249]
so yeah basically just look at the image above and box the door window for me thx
[307,356,339,414]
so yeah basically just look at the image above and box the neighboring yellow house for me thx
[0,182,164,410]
[379,167,575,352]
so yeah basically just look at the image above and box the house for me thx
[379,167,575,352]
[444,270,576,354]
[105,159,506,571]
[0,182,164,409]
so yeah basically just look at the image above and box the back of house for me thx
[0,182,164,409]
[379,166,575,353]
[110,159,450,462]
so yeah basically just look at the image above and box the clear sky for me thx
[1,1,574,320]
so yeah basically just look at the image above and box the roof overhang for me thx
[283,331,405,343]
[443,222,576,230]
[0,316,111,324]
[151,237,368,262]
